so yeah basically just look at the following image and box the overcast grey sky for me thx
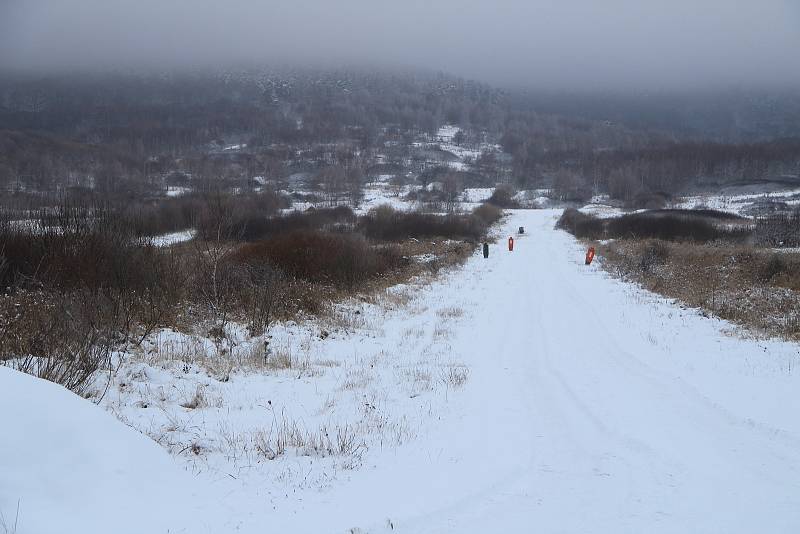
[1,0,799,90]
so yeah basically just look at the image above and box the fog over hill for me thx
[1,0,799,91]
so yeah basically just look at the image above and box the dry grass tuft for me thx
[441,364,470,388]
[436,306,464,319]
[252,419,365,460]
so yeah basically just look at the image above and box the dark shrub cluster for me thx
[230,230,405,289]
[359,205,486,241]
[0,203,188,392]
[472,203,504,226]
[755,253,800,288]
[192,190,291,241]
[678,208,746,220]
[235,206,355,241]
[638,240,671,274]
[118,195,202,237]
[606,212,750,242]
[755,211,800,247]
[486,186,520,208]
[0,204,176,293]
[557,208,751,242]
[626,191,671,210]
[555,208,605,239]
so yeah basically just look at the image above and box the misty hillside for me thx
[521,90,800,143]
[2,68,800,207]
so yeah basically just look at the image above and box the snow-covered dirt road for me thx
[318,209,800,533]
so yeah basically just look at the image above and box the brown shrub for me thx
[0,203,185,345]
[230,230,405,289]
[0,289,116,395]
[472,203,504,226]
[486,185,519,208]
[606,211,750,242]
[557,208,751,243]
[600,240,800,339]
[359,205,485,241]
[234,205,355,241]
[755,212,800,247]
[556,208,605,239]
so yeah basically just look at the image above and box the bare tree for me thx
[313,165,347,206]
[243,265,284,340]
[552,169,592,202]
[346,166,365,207]
[192,192,242,335]
[442,172,464,213]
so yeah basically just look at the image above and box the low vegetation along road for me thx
[337,209,800,533]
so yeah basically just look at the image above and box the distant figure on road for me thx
[483,242,489,258]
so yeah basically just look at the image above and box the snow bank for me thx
[0,367,213,534]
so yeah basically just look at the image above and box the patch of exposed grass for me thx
[599,239,800,339]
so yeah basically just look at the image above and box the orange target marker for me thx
[585,246,595,265]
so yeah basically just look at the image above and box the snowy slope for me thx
[0,367,217,534]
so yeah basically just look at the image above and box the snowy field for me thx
[675,187,800,216]
[578,202,629,218]
[576,187,800,220]
[357,177,415,213]
[147,229,196,247]
[3,210,800,533]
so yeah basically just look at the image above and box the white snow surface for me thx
[147,229,196,247]
[358,183,414,213]
[0,367,212,534]
[4,209,800,533]
[461,187,494,203]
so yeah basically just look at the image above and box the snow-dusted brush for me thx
[92,265,474,493]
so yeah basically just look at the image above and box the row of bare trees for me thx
[513,138,800,205]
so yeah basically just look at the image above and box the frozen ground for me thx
[4,210,800,533]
